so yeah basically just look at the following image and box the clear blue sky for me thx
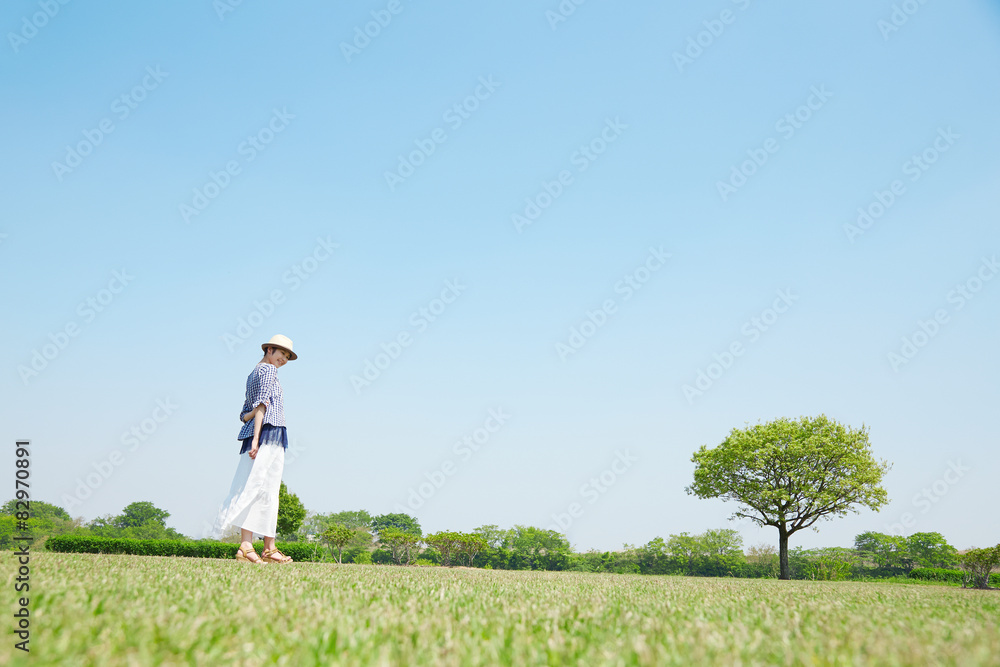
[3,0,998,552]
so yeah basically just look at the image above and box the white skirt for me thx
[214,442,285,539]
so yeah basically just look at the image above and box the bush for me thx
[44,535,329,562]
[350,550,373,565]
[909,567,1000,587]
[959,545,1000,589]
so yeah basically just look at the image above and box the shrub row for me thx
[44,535,330,562]
[909,567,1000,587]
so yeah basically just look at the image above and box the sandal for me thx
[261,548,293,564]
[236,543,263,564]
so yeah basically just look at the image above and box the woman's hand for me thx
[249,441,259,459]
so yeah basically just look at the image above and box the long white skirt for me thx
[214,442,285,539]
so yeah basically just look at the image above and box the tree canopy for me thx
[687,414,891,579]
[372,513,421,538]
[276,482,307,538]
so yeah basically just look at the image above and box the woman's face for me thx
[265,347,290,368]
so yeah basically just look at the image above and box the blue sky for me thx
[3,0,998,552]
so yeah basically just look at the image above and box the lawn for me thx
[3,551,999,666]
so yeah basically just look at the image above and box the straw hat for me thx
[261,334,297,361]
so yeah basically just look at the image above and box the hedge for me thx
[909,567,1000,587]
[44,535,332,562]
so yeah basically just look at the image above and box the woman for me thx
[215,334,298,564]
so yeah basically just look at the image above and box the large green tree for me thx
[687,415,891,579]
[372,513,421,538]
[114,501,169,529]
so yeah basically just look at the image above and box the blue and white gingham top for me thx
[237,362,285,441]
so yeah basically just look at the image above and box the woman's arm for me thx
[247,403,266,459]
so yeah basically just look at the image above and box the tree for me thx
[322,524,355,564]
[907,532,958,569]
[456,533,487,566]
[1,499,72,521]
[746,543,780,578]
[302,510,373,547]
[371,513,421,538]
[473,524,505,549]
[687,415,891,580]
[959,545,1000,590]
[114,501,169,529]
[701,528,743,556]
[0,500,79,546]
[379,527,421,565]
[425,531,463,566]
[276,482,306,538]
[854,531,910,571]
[665,532,702,575]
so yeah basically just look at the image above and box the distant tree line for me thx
[3,494,996,587]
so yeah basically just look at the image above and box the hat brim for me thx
[262,343,297,361]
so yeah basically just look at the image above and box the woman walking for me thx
[215,334,298,564]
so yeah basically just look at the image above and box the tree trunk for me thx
[778,527,790,580]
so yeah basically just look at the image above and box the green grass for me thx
[4,552,999,666]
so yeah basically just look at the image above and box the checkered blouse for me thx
[237,362,285,441]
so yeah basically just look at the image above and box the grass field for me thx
[3,552,999,666]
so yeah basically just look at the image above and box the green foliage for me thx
[350,549,373,565]
[472,524,504,549]
[44,534,329,561]
[276,482,307,539]
[77,501,185,540]
[425,531,464,566]
[907,532,958,569]
[959,545,1000,589]
[1,498,72,520]
[687,415,891,579]
[854,531,958,573]
[372,513,422,538]
[909,567,965,584]
[909,566,1000,588]
[321,524,355,564]
[379,527,422,565]
[302,510,373,541]
[794,547,858,581]
[0,499,79,547]
[115,501,169,529]
[745,543,780,578]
